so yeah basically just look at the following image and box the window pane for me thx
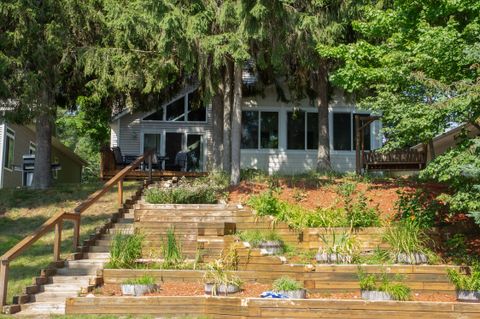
[307,113,318,150]
[166,97,185,121]
[241,111,259,149]
[333,113,352,150]
[144,134,161,156]
[353,116,371,151]
[260,112,278,149]
[5,136,14,168]
[287,111,305,150]
[187,134,203,171]
[165,133,183,168]
[144,108,164,121]
[187,91,206,122]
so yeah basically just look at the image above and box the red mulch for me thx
[97,283,455,302]
[228,178,448,220]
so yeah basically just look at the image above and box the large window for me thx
[287,111,318,150]
[143,90,206,122]
[332,112,372,151]
[4,128,14,170]
[143,133,162,156]
[241,111,278,149]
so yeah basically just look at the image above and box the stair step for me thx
[95,239,112,246]
[48,275,93,284]
[123,213,135,219]
[65,260,105,267]
[31,291,78,302]
[117,218,134,224]
[20,302,65,315]
[56,267,98,276]
[83,252,110,260]
[41,284,86,292]
[88,245,110,253]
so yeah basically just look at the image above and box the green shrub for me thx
[145,186,218,204]
[272,276,303,291]
[161,227,185,269]
[247,190,283,217]
[107,233,144,269]
[318,230,357,263]
[238,230,284,248]
[383,220,433,261]
[346,193,381,228]
[358,269,411,301]
[123,274,156,285]
[447,264,480,291]
[395,189,440,228]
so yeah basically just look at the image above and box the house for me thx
[411,122,480,162]
[0,122,86,188]
[109,81,383,174]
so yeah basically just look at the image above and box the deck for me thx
[362,149,426,171]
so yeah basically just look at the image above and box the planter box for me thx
[396,253,428,265]
[315,252,353,264]
[278,289,307,299]
[457,290,480,302]
[204,283,241,295]
[121,284,158,296]
[258,240,283,255]
[361,290,394,301]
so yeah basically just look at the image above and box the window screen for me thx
[260,112,278,149]
[287,111,305,150]
[241,111,259,149]
[333,113,352,150]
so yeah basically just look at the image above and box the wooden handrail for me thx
[0,150,153,309]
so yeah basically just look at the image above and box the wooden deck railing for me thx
[363,149,426,170]
[0,150,154,308]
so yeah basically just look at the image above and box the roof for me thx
[24,125,88,166]
[411,122,480,150]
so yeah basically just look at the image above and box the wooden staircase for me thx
[9,200,139,316]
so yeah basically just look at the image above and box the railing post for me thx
[0,259,9,308]
[53,220,63,262]
[118,179,123,206]
[72,217,80,251]
[148,153,152,183]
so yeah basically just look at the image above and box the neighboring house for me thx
[0,122,86,188]
[109,82,383,174]
[412,123,480,162]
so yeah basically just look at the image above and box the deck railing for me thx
[0,150,154,308]
[363,149,426,170]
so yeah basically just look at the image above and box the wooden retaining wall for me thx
[66,296,480,318]
[103,263,459,294]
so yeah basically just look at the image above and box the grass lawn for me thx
[0,181,141,304]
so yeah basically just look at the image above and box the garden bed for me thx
[66,295,480,318]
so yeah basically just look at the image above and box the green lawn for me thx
[0,181,140,304]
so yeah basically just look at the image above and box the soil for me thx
[96,283,455,302]
[228,178,448,220]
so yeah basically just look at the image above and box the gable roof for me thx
[24,125,87,166]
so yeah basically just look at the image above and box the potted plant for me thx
[447,264,480,302]
[238,230,284,255]
[316,230,356,264]
[383,220,432,264]
[358,269,411,301]
[272,276,306,299]
[121,274,158,296]
[204,260,243,296]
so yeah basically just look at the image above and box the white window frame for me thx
[4,128,15,171]
[330,109,373,153]
[140,130,206,171]
[241,110,280,150]
[29,141,36,155]
[141,89,207,123]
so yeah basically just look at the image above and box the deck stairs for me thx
[12,203,138,316]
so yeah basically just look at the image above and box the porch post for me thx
[0,259,8,307]
[53,220,63,262]
[118,179,123,206]
[355,114,361,174]
[148,154,152,182]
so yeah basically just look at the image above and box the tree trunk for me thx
[314,62,331,171]
[428,139,436,161]
[211,84,224,171]
[32,109,54,189]
[222,59,234,173]
[230,63,243,185]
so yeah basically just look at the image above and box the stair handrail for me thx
[0,149,154,308]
